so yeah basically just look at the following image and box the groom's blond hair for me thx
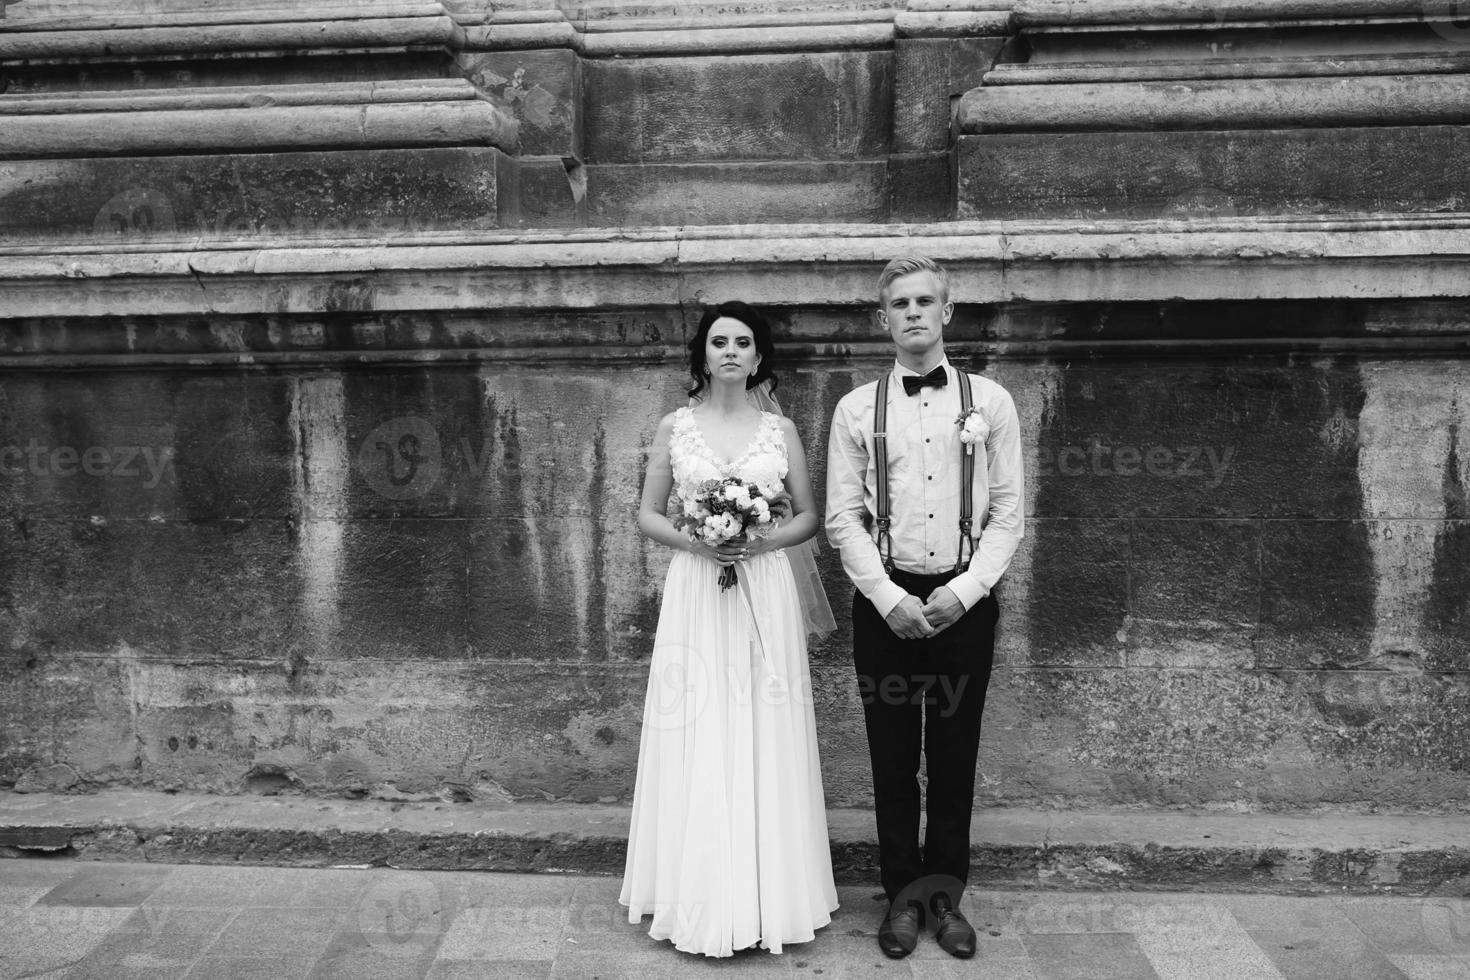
[878,255,951,305]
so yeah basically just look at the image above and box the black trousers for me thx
[853,569,998,905]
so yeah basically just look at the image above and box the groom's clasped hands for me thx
[884,586,965,640]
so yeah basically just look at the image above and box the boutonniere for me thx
[956,407,988,455]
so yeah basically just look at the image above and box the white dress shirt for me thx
[825,357,1025,619]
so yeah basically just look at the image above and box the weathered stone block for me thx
[583,51,893,163]
[13,762,80,794]
[331,518,473,660]
[1425,520,1469,668]
[1030,358,1368,519]
[0,518,306,661]
[0,658,136,788]
[467,516,648,662]
[957,126,1470,220]
[1257,521,1377,669]
[5,51,449,96]
[1022,518,1130,666]
[458,48,581,157]
[0,148,503,243]
[887,151,951,223]
[0,372,296,520]
[985,667,1470,809]
[497,155,588,228]
[893,36,1005,153]
[1126,519,1260,668]
[318,366,661,521]
[586,161,889,226]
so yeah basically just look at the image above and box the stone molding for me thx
[0,78,476,114]
[0,94,518,159]
[0,15,465,60]
[4,219,1470,321]
[1012,0,1440,25]
[958,74,1470,133]
[0,1,1015,61]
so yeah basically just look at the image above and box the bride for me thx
[619,301,839,957]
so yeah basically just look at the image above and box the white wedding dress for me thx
[619,407,839,957]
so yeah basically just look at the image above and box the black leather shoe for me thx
[931,895,977,959]
[877,903,922,959]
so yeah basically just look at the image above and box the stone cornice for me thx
[1012,0,1435,25]
[0,83,518,159]
[0,1,1015,62]
[3,218,1470,319]
[958,74,1470,133]
[0,14,465,60]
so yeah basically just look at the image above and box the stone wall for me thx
[1,0,1467,814]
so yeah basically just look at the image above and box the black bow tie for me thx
[902,366,947,396]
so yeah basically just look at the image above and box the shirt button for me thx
[929,551,935,557]
[928,513,934,519]
[925,438,930,443]
[927,475,933,481]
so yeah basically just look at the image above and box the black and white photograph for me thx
[1,0,1468,978]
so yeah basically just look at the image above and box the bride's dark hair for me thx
[687,301,778,401]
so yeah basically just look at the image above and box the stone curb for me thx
[3,790,1467,896]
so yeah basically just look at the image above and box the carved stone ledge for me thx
[0,78,476,115]
[0,98,518,159]
[958,74,1470,133]
[985,54,1470,85]
[4,219,1470,320]
[0,16,464,61]
[576,23,895,56]
[1012,0,1435,26]
[1,2,448,32]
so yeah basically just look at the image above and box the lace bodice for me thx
[670,406,788,504]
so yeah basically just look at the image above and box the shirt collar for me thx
[892,355,952,380]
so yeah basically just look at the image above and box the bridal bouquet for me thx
[676,477,792,591]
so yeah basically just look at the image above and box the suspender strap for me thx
[872,375,894,573]
[957,373,976,573]
[873,368,978,576]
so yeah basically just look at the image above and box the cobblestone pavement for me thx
[3,858,1470,979]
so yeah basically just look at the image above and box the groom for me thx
[826,255,1024,960]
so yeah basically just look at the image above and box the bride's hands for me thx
[736,534,781,561]
[688,539,742,567]
[687,535,778,565]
